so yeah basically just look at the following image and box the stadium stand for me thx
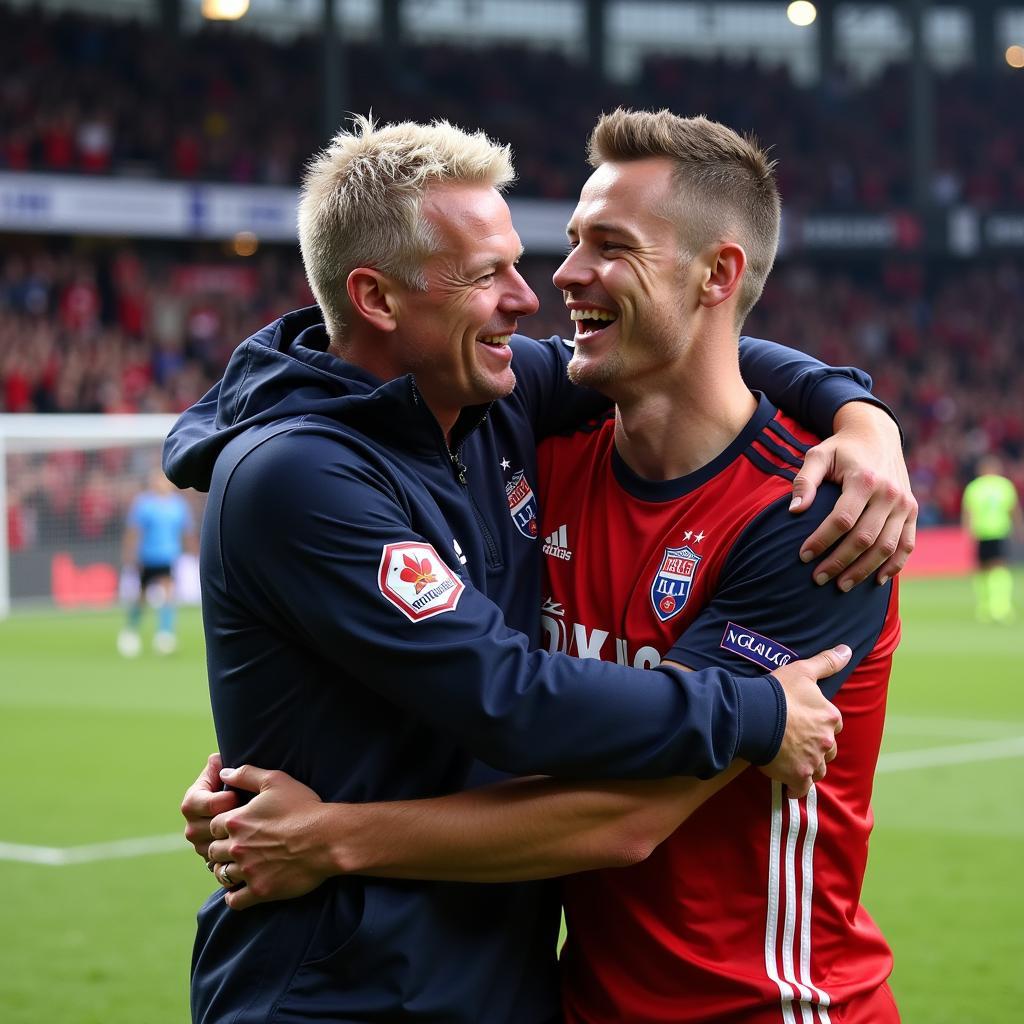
[0,246,312,413]
[4,7,1024,206]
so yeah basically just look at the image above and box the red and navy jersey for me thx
[536,394,901,1024]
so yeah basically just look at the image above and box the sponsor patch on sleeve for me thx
[378,542,465,623]
[720,621,798,671]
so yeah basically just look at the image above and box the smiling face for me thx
[395,182,539,427]
[553,158,696,396]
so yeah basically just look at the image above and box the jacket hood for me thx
[163,306,477,492]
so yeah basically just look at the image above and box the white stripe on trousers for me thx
[764,781,833,1022]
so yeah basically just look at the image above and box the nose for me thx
[552,245,591,292]
[503,267,540,317]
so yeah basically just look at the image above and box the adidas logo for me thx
[543,524,572,561]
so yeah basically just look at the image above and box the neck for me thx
[332,329,460,440]
[612,333,756,481]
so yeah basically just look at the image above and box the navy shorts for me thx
[977,538,1008,566]
[140,564,173,589]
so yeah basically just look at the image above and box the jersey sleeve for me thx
[508,334,613,441]
[738,335,901,442]
[667,486,894,701]
[216,430,784,780]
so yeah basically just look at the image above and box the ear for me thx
[698,242,746,310]
[346,268,399,332]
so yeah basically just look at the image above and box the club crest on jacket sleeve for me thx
[377,542,465,622]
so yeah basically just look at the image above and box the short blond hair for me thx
[298,114,515,339]
[588,108,780,326]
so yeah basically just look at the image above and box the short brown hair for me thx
[588,108,780,326]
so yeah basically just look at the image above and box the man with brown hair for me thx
[544,107,900,1023]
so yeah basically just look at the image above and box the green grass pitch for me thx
[1,574,1021,1023]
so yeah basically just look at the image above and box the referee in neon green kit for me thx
[961,454,1022,623]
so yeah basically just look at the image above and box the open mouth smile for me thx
[570,307,618,339]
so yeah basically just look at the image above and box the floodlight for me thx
[787,2,817,27]
[233,231,259,257]
[201,0,250,20]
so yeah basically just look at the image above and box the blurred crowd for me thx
[0,247,311,415]
[3,7,1023,208]
[746,261,1024,526]
[2,244,1022,532]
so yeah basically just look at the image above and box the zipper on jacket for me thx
[411,379,502,568]
[455,445,502,569]
[448,447,468,486]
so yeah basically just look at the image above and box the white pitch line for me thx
[3,736,1024,867]
[0,833,182,865]
[876,736,1024,774]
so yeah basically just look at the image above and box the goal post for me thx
[0,414,185,618]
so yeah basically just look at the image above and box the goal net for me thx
[0,414,202,617]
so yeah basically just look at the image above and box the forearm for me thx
[327,767,745,883]
[832,398,903,446]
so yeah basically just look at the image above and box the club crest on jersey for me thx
[505,470,539,539]
[378,541,465,623]
[650,545,701,622]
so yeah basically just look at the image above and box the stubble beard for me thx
[567,315,681,396]
[567,345,624,393]
[469,359,517,405]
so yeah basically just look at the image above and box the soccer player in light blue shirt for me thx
[118,469,195,656]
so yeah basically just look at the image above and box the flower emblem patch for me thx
[378,542,465,622]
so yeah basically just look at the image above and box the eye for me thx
[476,272,496,284]
[601,241,624,253]
[564,241,578,254]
